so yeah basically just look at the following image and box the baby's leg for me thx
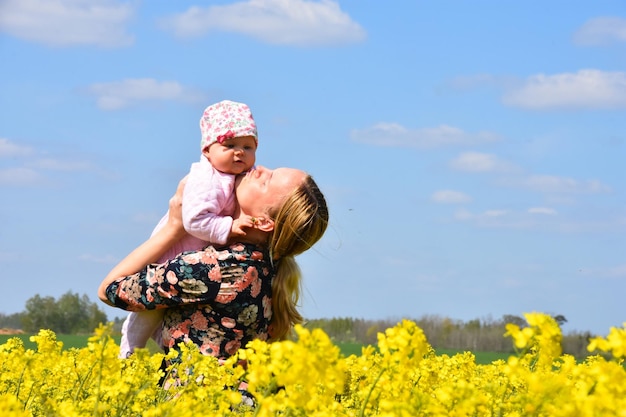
[119,310,165,358]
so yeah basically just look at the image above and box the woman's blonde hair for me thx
[267,175,328,340]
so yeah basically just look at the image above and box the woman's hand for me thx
[164,176,188,237]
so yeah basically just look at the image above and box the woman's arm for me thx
[97,179,188,304]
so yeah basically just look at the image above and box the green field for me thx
[1,334,512,364]
[435,348,511,364]
[335,343,510,364]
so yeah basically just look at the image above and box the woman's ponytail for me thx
[268,176,328,340]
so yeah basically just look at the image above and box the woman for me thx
[98,165,328,359]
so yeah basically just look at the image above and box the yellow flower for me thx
[588,322,626,359]
[1,316,625,415]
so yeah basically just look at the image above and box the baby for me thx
[119,100,258,358]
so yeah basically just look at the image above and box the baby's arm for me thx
[231,216,256,237]
[182,160,235,244]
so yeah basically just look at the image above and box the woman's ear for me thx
[254,217,274,232]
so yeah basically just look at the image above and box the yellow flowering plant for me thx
[0,313,624,416]
[587,322,626,360]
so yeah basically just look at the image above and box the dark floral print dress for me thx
[105,242,274,359]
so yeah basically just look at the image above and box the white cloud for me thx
[454,203,622,233]
[449,151,515,173]
[605,264,626,278]
[159,0,366,46]
[528,207,557,215]
[86,78,206,110]
[453,209,519,227]
[579,264,626,279]
[0,157,99,186]
[454,208,508,220]
[431,190,471,204]
[453,208,473,220]
[351,124,500,148]
[454,208,549,230]
[519,175,612,194]
[484,209,507,217]
[0,138,106,187]
[573,17,626,46]
[0,138,34,157]
[503,69,626,109]
[0,0,134,47]
[0,167,45,186]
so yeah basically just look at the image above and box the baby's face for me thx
[205,135,257,175]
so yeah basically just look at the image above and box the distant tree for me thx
[57,292,107,333]
[21,292,108,334]
[87,301,110,332]
[0,312,25,329]
[22,295,60,333]
[305,317,357,342]
[465,319,482,331]
[502,314,526,328]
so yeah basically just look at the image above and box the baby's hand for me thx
[230,215,257,237]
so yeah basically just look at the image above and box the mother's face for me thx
[236,166,306,217]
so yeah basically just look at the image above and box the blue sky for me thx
[1,0,624,336]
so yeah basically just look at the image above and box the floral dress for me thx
[105,242,274,359]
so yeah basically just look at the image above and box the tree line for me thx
[303,314,595,359]
[0,292,107,334]
[1,295,595,358]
